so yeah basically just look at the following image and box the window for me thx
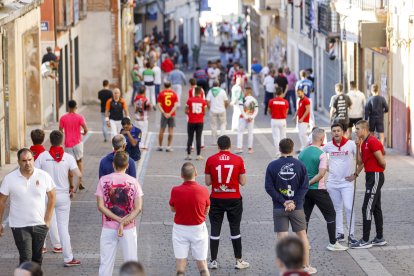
[74,37,80,89]
[290,3,294,29]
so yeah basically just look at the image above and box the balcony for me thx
[318,1,339,37]
[350,0,387,10]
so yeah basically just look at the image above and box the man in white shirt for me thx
[260,62,273,82]
[207,81,229,144]
[207,62,220,88]
[0,148,56,266]
[152,62,162,100]
[322,123,358,244]
[263,69,276,115]
[347,81,366,138]
[35,130,82,267]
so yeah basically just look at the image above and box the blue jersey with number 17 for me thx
[295,79,314,98]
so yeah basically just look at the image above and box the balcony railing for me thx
[318,1,339,37]
[350,0,387,10]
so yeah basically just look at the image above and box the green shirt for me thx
[131,70,140,82]
[298,146,326,190]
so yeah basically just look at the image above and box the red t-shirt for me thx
[205,151,246,199]
[186,97,207,123]
[188,87,205,99]
[268,97,289,119]
[297,96,311,123]
[361,135,385,172]
[169,181,210,226]
[233,72,248,84]
[157,89,178,116]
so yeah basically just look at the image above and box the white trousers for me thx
[231,105,241,131]
[110,119,122,139]
[252,74,260,97]
[210,112,226,142]
[145,85,156,107]
[44,210,61,249]
[135,120,149,148]
[298,122,309,151]
[172,84,182,106]
[55,192,73,262]
[297,97,315,129]
[327,182,356,236]
[99,227,138,276]
[237,118,254,149]
[271,119,287,153]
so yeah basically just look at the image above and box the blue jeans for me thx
[101,112,109,141]
[285,90,297,114]
[131,81,141,105]
[155,84,160,99]
[264,92,273,115]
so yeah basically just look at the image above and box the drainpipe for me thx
[53,0,59,121]
[407,16,414,155]
[3,32,10,164]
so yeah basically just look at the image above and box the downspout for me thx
[407,15,414,155]
[54,0,59,121]
[3,31,10,164]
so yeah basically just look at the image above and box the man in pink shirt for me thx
[96,151,143,276]
[284,67,297,115]
[59,100,88,189]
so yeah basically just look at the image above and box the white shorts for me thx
[172,223,208,260]
[65,142,83,160]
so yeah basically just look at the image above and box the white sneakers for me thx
[304,266,318,274]
[234,259,250,269]
[208,259,250,270]
[327,241,349,251]
[208,260,218,269]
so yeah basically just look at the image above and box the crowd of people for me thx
[0,29,391,276]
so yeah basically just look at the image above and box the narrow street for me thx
[0,40,414,275]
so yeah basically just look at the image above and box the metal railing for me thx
[350,0,387,10]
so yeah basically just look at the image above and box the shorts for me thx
[172,223,208,260]
[349,117,363,128]
[369,117,384,133]
[65,142,83,160]
[160,115,176,128]
[273,209,307,233]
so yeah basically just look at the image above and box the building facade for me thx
[80,0,135,103]
[0,0,43,165]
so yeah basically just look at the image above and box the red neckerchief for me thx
[332,137,348,151]
[30,145,45,161]
[49,146,64,162]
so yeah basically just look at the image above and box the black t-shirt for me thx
[274,74,288,92]
[98,89,113,113]
[42,53,57,64]
[333,94,352,122]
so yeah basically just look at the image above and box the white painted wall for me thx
[80,12,113,104]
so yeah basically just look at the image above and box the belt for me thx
[144,81,154,86]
